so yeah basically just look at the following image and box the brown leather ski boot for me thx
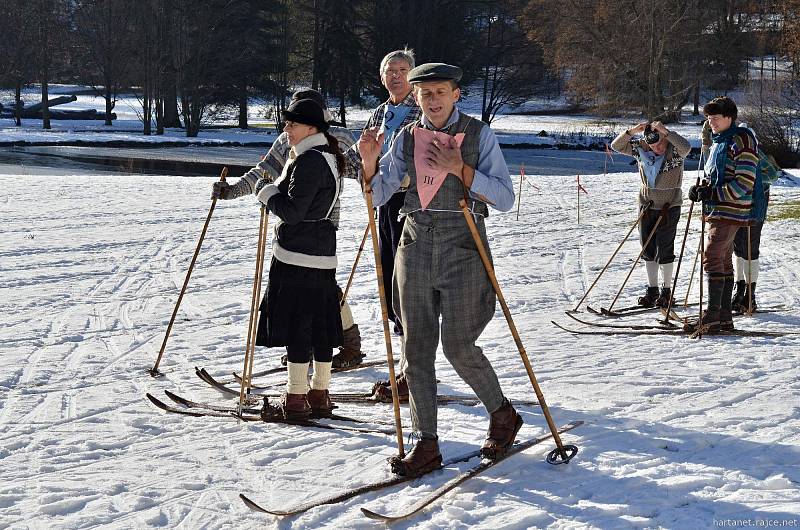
[389,437,442,477]
[332,325,364,368]
[481,399,523,459]
[307,388,335,418]
[371,375,410,403]
[280,392,311,420]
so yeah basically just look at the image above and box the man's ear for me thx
[454,87,461,101]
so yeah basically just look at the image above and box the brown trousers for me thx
[703,220,740,275]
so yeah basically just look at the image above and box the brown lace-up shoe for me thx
[281,392,311,420]
[389,437,442,477]
[371,375,410,403]
[481,399,523,459]
[307,389,335,418]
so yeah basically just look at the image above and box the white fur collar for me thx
[291,132,328,157]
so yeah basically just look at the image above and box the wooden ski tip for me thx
[146,393,205,416]
[240,493,270,513]
[360,507,396,521]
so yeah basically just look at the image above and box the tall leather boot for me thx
[731,280,747,312]
[744,282,757,313]
[719,275,735,331]
[683,276,724,334]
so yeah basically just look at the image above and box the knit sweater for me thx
[703,130,758,224]
[610,130,691,209]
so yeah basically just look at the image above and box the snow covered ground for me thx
[1,156,799,528]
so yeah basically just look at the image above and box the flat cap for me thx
[407,63,463,84]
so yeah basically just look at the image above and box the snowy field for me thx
[1,158,799,529]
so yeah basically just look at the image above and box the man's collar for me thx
[420,107,460,131]
[386,91,417,108]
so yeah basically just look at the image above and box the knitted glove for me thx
[212,180,231,200]
[688,184,712,202]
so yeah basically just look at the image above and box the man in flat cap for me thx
[358,62,519,477]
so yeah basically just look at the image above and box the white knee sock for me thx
[735,256,746,281]
[286,362,309,395]
[659,262,674,289]
[340,299,354,330]
[310,361,332,390]
[645,260,659,287]
[744,259,759,284]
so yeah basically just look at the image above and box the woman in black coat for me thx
[253,99,346,419]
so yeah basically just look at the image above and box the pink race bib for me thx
[412,128,465,209]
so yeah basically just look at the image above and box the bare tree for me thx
[526,0,724,120]
[31,0,68,130]
[0,0,35,126]
[475,0,547,124]
[73,0,136,125]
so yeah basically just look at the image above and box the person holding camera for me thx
[610,120,691,308]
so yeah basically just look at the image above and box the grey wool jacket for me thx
[610,130,691,210]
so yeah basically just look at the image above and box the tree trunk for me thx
[238,86,248,129]
[41,78,51,130]
[14,81,22,126]
[143,88,152,136]
[104,86,114,126]
[164,79,181,127]
[186,102,201,137]
[693,80,700,115]
[312,0,320,91]
[480,12,492,124]
[155,97,164,135]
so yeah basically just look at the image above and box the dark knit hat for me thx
[644,124,660,144]
[292,89,333,122]
[292,89,325,107]
[282,99,329,131]
[407,63,463,84]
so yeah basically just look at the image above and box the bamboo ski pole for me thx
[149,167,228,377]
[341,224,370,307]
[516,164,524,221]
[684,236,702,307]
[364,190,405,458]
[747,225,753,316]
[697,208,706,338]
[606,204,668,313]
[239,205,269,408]
[570,200,653,313]
[459,199,577,464]
[661,154,705,325]
[246,207,270,400]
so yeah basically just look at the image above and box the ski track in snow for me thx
[1,170,799,529]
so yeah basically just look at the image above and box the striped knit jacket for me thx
[610,130,691,210]
[703,131,758,224]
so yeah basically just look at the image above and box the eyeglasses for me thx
[384,69,409,78]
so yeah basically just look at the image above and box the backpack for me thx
[738,125,781,222]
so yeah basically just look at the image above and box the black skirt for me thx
[256,257,343,349]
